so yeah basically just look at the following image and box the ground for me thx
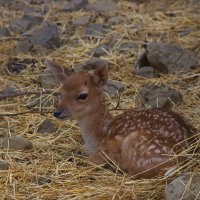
[0,0,199,199]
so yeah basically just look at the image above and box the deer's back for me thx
[104,108,196,144]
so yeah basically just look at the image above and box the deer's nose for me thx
[53,109,64,118]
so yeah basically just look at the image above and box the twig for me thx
[115,92,122,109]
[0,110,53,117]
[0,91,60,100]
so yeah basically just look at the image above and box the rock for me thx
[1,135,33,150]
[107,16,127,25]
[85,24,109,37]
[10,15,43,33]
[91,44,111,57]
[0,161,9,170]
[1,87,17,95]
[28,22,60,48]
[135,67,157,78]
[7,58,37,74]
[165,175,200,200]
[73,59,109,73]
[16,39,33,53]
[139,85,182,108]
[27,96,58,109]
[117,42,138,53]
[58,0,88,12]
[179,28,193,37]
[0,27,11,36]
[37,177,52,185]
[104,80,125,96]
[84,58,109,71]
[72,16,91,26]
[10,19,30,34]
[136,43,198,74]
[39,69,60,89]
[37,118,57,133]
[86,0,117,12]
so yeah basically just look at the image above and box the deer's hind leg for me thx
[120,131,175,178]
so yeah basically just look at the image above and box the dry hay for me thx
[0,0,199,199]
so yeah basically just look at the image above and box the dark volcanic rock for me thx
[135,67,157,78]
[165,175,200,200]
[37,118,57,133]
[0,27,11,36]
[58,0,88,12]
[7,58,37,74]
[91,44,111,57]
[39,69,60,89]
[82,58,109,71]
[104,80,125,96]
[117,42,138,53]
[107,15,127,25]
[86,0,117,12]
[28,22,60,48]
[139,85,182,108]
[10,15,43,33]
[1,87,17,95]
[2,135,33,150]
[136,43,198,74]
[0,161,9,170]
[72,15,91,26]
[16,40,33,53]
[73,58,109,73]
[37,177,52,185]
[85,24,109,37]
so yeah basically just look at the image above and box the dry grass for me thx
[0,0,199,199]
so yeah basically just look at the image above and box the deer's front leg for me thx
[88,136,123,165]
[88,151,106,165]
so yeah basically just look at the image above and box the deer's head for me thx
[45,59,108,120]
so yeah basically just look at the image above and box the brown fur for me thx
[45,59,196,178]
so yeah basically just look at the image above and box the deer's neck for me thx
[77,96,112,153]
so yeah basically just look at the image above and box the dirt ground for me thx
[0,0,199,199]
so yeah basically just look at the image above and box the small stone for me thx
[16,39,32,53]
[179,28,193,37]
[10,15,43,34]
[165,175,200,200]
[10,19,30,34]
[37,118,57,133]
[7,58,37,74]
[72,16,91,26]
[37,177,52,185]
[137,42,199,74]
[39,69,60,89]
[107,16,127,25]
[27,96,58,109]
[104,80,125,96]
[85,24,109,37]
[139,85,182,108]
[91,44,111,57]
[135,67,157,78]
[29,22,60,48]
[0,27,11,37]
[86,0,117,12]
[58,0,88,12]
[0,161,9,170]
[83,58,109,71]
[2,135,33,150]
[1,87,17,95]
[117,42,138,53]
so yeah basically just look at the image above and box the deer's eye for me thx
[77,93,88,100]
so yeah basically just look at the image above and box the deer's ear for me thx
[44,59,69,83]
[93,64,108,87]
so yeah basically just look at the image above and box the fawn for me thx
[45,59,196,178]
